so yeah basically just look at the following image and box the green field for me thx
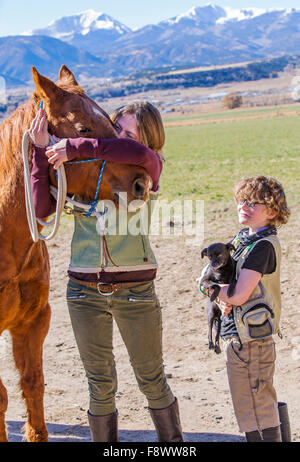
[162,113,300,214]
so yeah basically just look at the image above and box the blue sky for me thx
[0,0,298,36]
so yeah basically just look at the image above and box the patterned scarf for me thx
[232,226,277,260]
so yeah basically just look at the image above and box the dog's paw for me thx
[214,345,221,355]
[210,285,220,302]
[208,341,215,350]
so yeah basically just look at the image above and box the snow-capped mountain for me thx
[161,4,285,26]
[163,4,226,25]
[25,9,131,54]
[26,9,131,39]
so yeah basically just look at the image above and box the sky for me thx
[0,0,299,36]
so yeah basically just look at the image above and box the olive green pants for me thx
[67,278,174,416]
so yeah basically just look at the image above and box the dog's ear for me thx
[226,243,235,253]
[201,248,208,258]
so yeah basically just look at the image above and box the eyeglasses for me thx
[237,199,264,209]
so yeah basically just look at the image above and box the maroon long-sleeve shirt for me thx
[31,137,162,219]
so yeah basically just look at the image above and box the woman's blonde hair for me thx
[110,101,165,159]
[234,175,290,227]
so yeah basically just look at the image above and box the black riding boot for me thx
[87,410,118,442]
[245,426,282,442]
[245,430,263,442]
[149,398,184,442]
[262,426,282,442]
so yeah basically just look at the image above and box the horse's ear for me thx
[58,65,79,86]
[32,66,63,100]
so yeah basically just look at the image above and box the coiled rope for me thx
[22,130,67,242]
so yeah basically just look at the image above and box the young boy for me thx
[205,176,291,442]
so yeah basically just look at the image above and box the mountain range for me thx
[1,4,300,86]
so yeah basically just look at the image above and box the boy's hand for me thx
[196,278,208,297]
[218,300,233,317]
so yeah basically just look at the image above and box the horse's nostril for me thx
[133,179,146,198]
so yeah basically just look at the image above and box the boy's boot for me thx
[149,398,184,442]
[262,426,282,442]
[245,430,263,442]
[278,402,292,442]
[87,410,118,442]
[246,426,282,442]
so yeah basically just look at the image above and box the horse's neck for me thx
[0,97,36,212]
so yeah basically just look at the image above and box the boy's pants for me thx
[67,278,175,416]
[224,336,280,433]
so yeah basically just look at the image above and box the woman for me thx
[29,101,183,442]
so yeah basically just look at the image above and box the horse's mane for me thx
[0,93,39,207]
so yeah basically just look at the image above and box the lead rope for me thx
[22,130,67,242]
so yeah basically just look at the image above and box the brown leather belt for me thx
[69,276,147,296]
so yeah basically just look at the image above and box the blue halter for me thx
[67,158,107,217]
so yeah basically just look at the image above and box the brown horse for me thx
[0,65,152,442]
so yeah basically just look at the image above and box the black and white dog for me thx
[200,243,236,354]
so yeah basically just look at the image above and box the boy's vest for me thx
[232,234,281,344]
[69,195,158,274]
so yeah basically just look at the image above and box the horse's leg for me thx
[10,303,50,442]
[0,377,8,442]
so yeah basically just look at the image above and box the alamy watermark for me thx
[0,335,7,356]
[93,194,205,246]
[291,336,300,361]
[291,72,300,102]
[0,76,7,105]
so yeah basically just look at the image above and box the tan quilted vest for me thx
[232,235,281,344]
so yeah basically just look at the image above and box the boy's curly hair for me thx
[234,176,290,227]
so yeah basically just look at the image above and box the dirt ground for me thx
[1,204,299,443]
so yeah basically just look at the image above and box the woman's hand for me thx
[45,139,68,170]
[29,109,50,147]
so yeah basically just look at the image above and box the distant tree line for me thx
[89,55,300,100]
